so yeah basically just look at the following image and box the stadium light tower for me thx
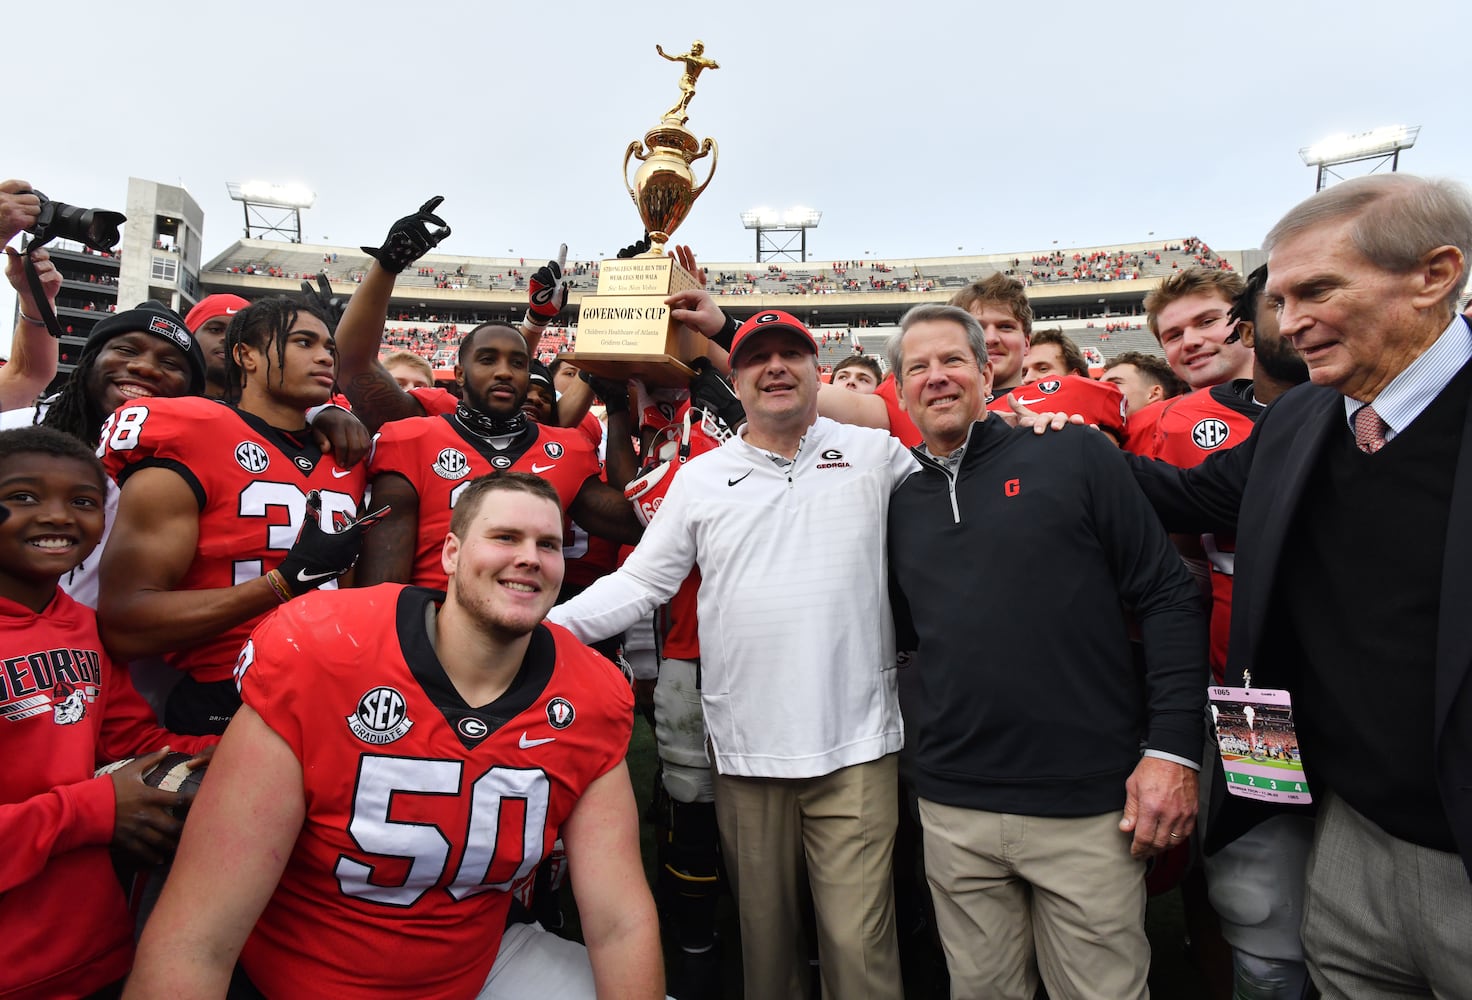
[227,180,317,243]
[740,206,822,263]
[1299,125,1420,192]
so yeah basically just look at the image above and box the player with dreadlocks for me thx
[96,295,383,735]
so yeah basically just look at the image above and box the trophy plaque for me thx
[570,41,721,387]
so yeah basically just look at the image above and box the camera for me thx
[24,190,126,253]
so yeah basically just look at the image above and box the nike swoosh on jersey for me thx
[519,732,556,749]
[295,568,338,584]
[331,468,353,478]
[1014,396,1045,407]
[728,470,752,486]
[531,463,555,473]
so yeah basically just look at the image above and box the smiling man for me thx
[548,309,916,1000]
[1125,174,1472,998]
[885,303,1205,1000]
[97,296,377,735]
[125,472,664,999]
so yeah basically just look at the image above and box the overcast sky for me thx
[5,0,1469,343]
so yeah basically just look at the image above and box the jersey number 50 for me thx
[337,754,551,908]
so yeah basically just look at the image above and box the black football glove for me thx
[579,371,631,414]
[616,233,651,259]
[275,491,389,596]
[361,196,451,274]
[300,273,345,327]
[688,357,745,431]
[526,259,567,326]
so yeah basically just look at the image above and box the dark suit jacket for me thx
[1130,348,1472,881]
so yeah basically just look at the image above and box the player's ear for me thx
[442,531,462,577]
[453,363,465,389]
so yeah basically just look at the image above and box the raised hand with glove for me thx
[361,196,451,274]
[525,244,569,328]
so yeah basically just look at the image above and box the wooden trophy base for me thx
[568,256,712,387]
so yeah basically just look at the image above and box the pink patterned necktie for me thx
[1354,404,1389,454]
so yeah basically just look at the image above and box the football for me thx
[95,750,208,814]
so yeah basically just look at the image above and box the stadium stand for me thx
[199,236,1236,368]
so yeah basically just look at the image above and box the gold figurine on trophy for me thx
[656,40,719,124]
[569,41,723,386]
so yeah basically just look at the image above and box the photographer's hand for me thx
[0,180,41,248]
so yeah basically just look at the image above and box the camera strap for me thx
[21,250,66,340]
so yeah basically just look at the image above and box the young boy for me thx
[0,427,215,999]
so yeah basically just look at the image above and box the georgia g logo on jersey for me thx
[1191,417,1232,451]
[1038,379,1062,395]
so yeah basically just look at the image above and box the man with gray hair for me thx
[886,302,1206,1000]
[1126,173,1472,997]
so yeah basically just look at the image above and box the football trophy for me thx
[570,41,722,387]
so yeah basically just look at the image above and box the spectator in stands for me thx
[381,348,434,390]
[886,303,1205,1000]
[1020,327,1088,383]
[1,179,61,410]
[831,354,882,393]
[184,293,250,398]
[1126,173,1472,999]
[97,297,376,735]
[549,309,912,1000]
[1101,351,1186,416]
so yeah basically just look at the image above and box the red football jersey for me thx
[368,414,599,589]
[1142,382,1260,681]
[236,585,632,1000]
[0,590,214,999]
[1121,397,1167,456]
[100,396,369,683]
[875,374,923,447]
[408,385,459,417]
[989,377,1128,441]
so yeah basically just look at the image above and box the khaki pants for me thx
[918,799,1149,1000]
[712,754,903,1000]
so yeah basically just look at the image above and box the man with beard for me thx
[125,473,664,999]
[358,323,640,591]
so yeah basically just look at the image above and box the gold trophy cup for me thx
[570,41,721,387]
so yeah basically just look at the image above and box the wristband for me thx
[18,310,44,326]
[522,311,549,329]
[711,311,740,351]
[304,402,342,425]
[265,568,294,604]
